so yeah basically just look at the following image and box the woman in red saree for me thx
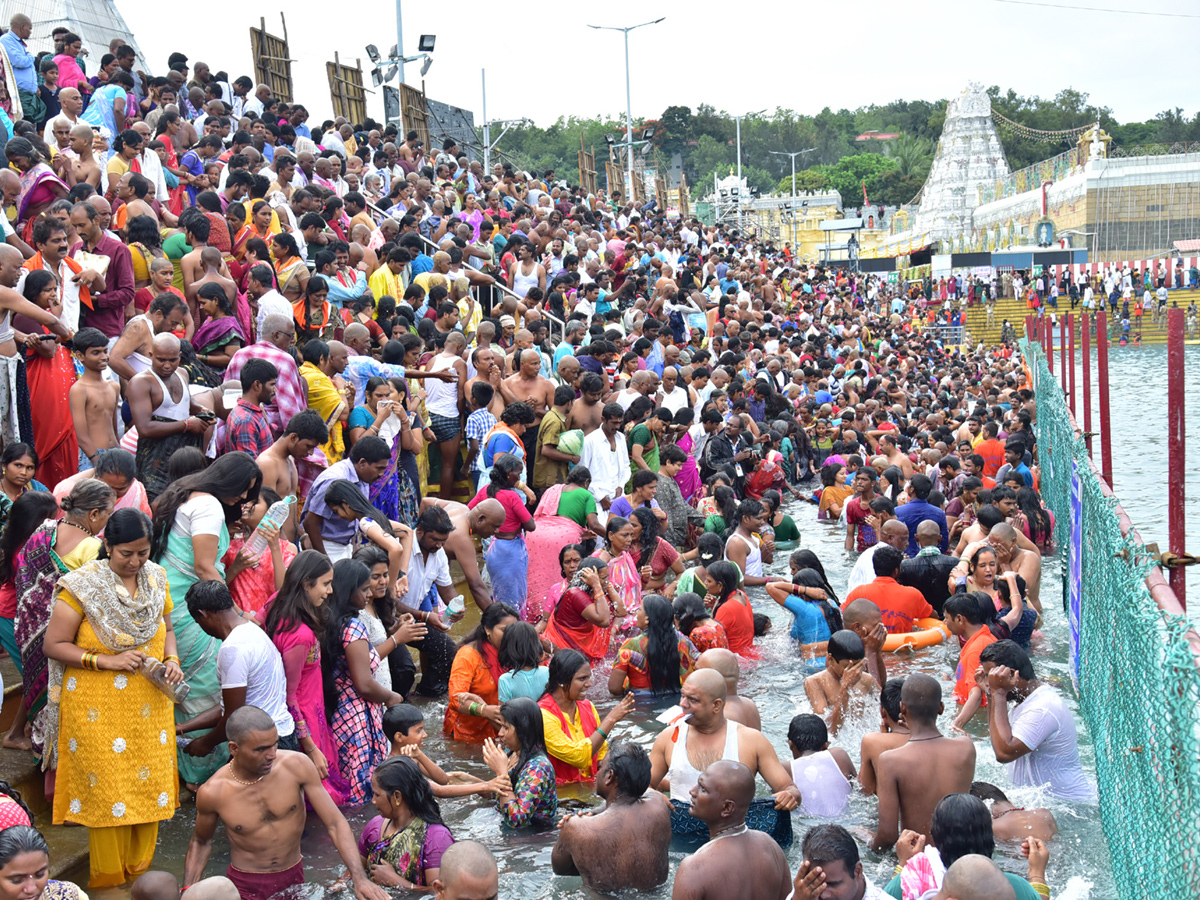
[543,558,624,664]
[14,272,76,488]
[153,112,187,216]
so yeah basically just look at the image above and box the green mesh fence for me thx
[1021,338,1200,899]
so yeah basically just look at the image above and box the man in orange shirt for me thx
[842,546,933,634]
[974,421,1006,478]
[945,593,997,731]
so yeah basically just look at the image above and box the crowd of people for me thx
[0,15,1101,900]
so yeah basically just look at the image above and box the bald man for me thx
[649,669,799,844]
[671,761,792,900]
[934,855,1016,900]
[500,348,555,429]
[899,519,960,616]
[847,518,909,595]
[0,172,32,257]
[694,648,760,730]
[127,333,210,498]
[433,841,498,900]
[420,497,505,611]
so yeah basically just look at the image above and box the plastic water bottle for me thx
[245,495,296,556]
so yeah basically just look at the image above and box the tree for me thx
[822,154,898,204]
[883,132,933,180]
[658,105,693,155]
[779,168,830,194]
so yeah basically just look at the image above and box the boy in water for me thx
[804,630,879,736]
[786,714,855,818]
[67,327,121,471]
[383,704,499,799]
[944,592,998,731]
[858,677,909,796]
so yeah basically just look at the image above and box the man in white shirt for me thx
[981,640,1096,802]
[578,402,630,519]
[179,580,297,757]
[847,516,908,595]
[247,264,293,336]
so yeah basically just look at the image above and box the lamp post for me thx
[770,147,815,253]
[587,18,664,202]
[734,109,766,233]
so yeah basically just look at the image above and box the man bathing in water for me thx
[184,706,388,900]
[695,647,761,730]
[552,741,671,892]
[671,760,792,900]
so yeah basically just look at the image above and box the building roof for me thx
[856,131,900,141]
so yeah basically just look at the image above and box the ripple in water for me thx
[147,495,1116,898]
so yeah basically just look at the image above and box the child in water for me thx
[803,630,879,736]
[787,713,855,818]
[383,704,504,799]
[497,622,549,701]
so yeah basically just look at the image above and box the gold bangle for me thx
[894,865,904,876]
[1030,883,1050,899]
[164,655,180,665]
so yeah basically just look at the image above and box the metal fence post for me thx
[1059,315,1067,396]
[1081,312,1092,457]
[1096,310,1113,488]
[1068,313,1076,415]
[1168,306,1187,608]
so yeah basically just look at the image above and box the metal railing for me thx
[363,199,566,344]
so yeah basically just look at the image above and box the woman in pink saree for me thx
[6,139,68,241]
[667,411,702,501]
[523,469,604,622]
[595,516,643,633]
[523,483,588,623]
[257,551,351,804]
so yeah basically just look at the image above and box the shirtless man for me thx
[552,741,671,891]
[565,371,604,434]
[841,598,889,685]
[671,761,792,900]
[878,433,914,480]
[871,673,975,851]
[186,247,237,312]
[858,677,908,796]
[969,782,1058,842]
[180,215,231,315]
[419,497,505,611]
[694,648,760,730]
[433,842,498,900]
[256,410,328,539]
[67,328,121,468]
[987,522,1042,611]
[500,348,555,428]
[933,855,1016,900]
[463,347,505,418]
[66,124,103,190]
[184,706,386,900]
[649,669,800,812]
[116,172,158,226]
[108,292,187,383]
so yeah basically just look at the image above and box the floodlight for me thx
[420,57,433,77]
[366,45,381,63]
[418,34,436,52]
[371,67,383,87]
[385,64,397,82]
[604,134,615,145]
[388,44,398,59]
[641,127,654,141]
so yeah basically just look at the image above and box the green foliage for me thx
[484,89,1200,198]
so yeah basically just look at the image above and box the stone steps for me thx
[0,656,90,885]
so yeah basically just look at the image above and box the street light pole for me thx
[588,18,665,203]
[733,109,765,234]
[769,147,815,250]
[395,0,405,84]
[481,68,488,172]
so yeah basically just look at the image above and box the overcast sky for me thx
[117,0,1199,129]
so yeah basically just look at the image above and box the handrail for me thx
[363,199,566,343]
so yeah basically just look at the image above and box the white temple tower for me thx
[1,0,150,74]
[914,83,1009,243]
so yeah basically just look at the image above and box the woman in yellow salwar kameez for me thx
[42,509,180,888]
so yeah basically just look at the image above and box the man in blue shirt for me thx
[301,436,391,558]
[895,474,949,556]
[1,15,43,123]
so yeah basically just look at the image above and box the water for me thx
[1063,343,1200,616]
[130,496,1115,900]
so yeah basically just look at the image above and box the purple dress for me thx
[332,619,388,804]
